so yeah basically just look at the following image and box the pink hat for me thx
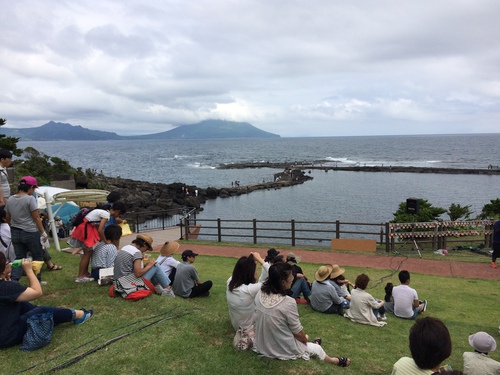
[20,176,38,187]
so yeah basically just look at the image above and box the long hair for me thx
[261,262,292,296]
[228,255,257,292]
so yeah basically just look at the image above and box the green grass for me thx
[2,247,499,375]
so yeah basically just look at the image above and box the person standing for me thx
[5,176,47,282]
[392,270,427,320]
[492,220,500,269]
[172,250,212,298]
[0,149,13,208]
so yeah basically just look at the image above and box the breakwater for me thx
[219,162,500,175]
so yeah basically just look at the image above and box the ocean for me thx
[19,133,500,223]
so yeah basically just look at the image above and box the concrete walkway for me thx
[136,228,499,280]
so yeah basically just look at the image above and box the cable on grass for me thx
[43,308,201,373]
[13,307,184,374]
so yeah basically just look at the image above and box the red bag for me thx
[110,276,156,301]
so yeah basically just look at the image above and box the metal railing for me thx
[126,208,193,233]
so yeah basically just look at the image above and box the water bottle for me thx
[9,257,33,268]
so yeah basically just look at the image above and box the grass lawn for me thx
[2,246,499,375]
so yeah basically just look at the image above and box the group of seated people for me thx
[226,248,500,373]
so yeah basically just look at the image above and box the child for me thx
[70,202,126,283]
[90,224,122,280]
[156,241,180,283]
[104,191,127,228]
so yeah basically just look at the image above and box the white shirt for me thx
[157,255,180,277]
[392,284,418,319]
[226,277,261,331]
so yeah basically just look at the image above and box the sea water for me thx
[19,133,500,222]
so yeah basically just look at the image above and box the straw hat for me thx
[136,234,153,250]
[286,252,301,264]
[468,332,497,353]
[315,264,334,282]
[160,241,179,256]
[329,264,345,280]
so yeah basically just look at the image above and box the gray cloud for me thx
[1,0,499,137]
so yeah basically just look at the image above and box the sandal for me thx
[48,264,63,271]
[311,338,322,346]
[336,357,350,367]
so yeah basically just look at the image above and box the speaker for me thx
[406,198,420,215]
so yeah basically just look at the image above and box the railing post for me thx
[385,222,390,252]
[253,219,257,245]
[179,218,184,240]
[336,220,340,239]
[217,218,222,242]
[162,215,165,230]
[184,217,190,241]
[291,219,295,247]
[135,213,140,233]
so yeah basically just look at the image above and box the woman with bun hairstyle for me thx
[253,262,351,367]
[5,176,47,282]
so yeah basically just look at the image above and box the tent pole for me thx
[44,191,61,251]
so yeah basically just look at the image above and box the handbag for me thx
[119,223,132,236]
[113,273,154,300]
[20,312,54,351]
[233,324,255,351]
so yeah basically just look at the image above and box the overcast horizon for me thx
[2,1,499,137]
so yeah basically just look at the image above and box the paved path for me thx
[139,228,499,280]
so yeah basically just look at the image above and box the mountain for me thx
[131,120,280,140]
[1,121,124,141]
[1,120,280,141]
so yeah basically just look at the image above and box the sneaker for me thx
[74,309,94,325]
[492,262,497,269]
[161,287,175,298]
[75,276,94,283]
[155,285,164,295]
[421,300,428,313]
[378,315,387,321]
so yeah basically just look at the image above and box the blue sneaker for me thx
[74,309,94,325]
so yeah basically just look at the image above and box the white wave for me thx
[426,160,442,164]
[187,162,216,169]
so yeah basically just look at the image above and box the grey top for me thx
[113,244,142,280]
[0,167,10,199]
[5,195,38,232]
[172,262,199,298]
[330,279,348,297]
[310,280,342,312]
[253,290,307,360]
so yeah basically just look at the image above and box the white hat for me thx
[468,332,497,353]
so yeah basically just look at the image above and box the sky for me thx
[1,1,499,137]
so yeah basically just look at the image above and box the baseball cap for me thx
[20,176,38,187]
[182,249,199,258]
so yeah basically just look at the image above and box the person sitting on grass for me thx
[226,252,266,349]
[90,224,122,281]
[113,234,174,298]
[286,252,311,304]
[329,270,352,309]
[344,273,387,327]
[172,250,213,298]
[392,270,427,319]
[258,248,280,282]
[156,241,180,284]
[463,331,500,375]
[384,282,395,314]
[0,253,93,350]
[70,202,126,283]
[253,262,351,367]
[310,264,344,315]
[392,316,452,375]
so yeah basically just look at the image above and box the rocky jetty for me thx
[81,172,313,214]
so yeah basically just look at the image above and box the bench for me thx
[331,239,377,252]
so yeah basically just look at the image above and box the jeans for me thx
[143,264,171,288]
[11,228,44,281]
[290,278,311,299]
[14,302,74,346]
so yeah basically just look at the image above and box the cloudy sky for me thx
[1,1,499,137]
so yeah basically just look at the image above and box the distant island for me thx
[1,119,281,141]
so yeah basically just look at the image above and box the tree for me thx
[392,199,446,223]
[0,118,23,156]
[15,147,75,185]
[447,203,473,221]
[480,198,500,219]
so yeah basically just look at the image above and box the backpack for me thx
[71,207,93,227]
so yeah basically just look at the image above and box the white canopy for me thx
[36,187,110,251]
